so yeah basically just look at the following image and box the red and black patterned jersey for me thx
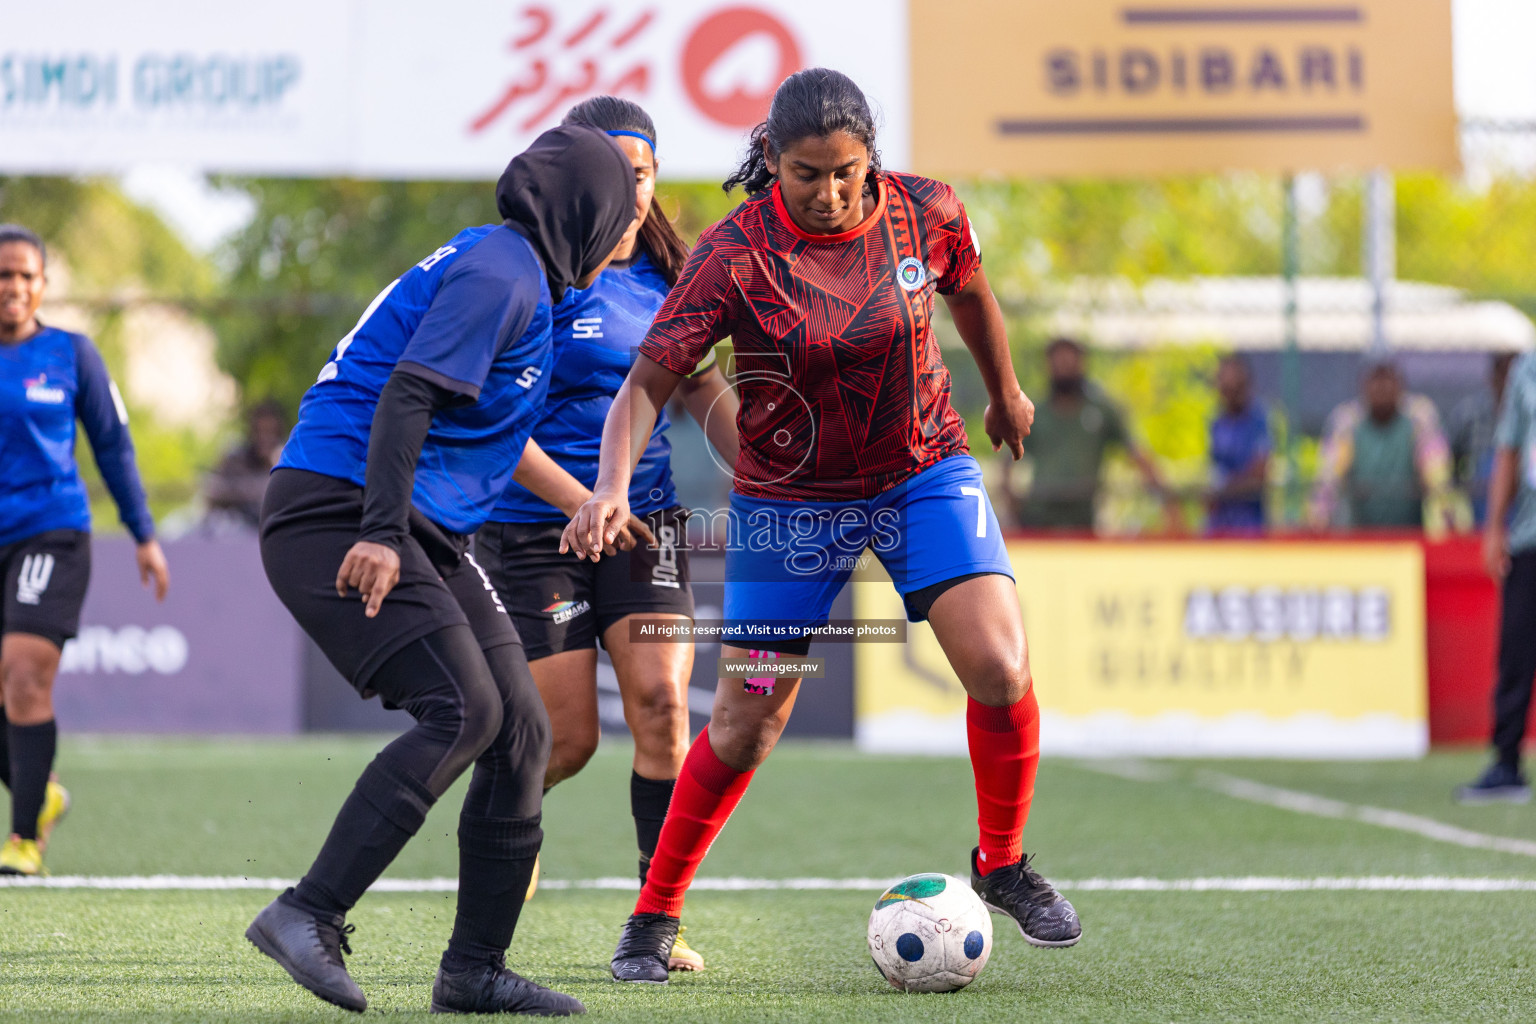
[639,171,981,501]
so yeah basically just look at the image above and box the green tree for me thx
[208,166,1536,535]
[209,176,750,414]
[1395,173,1536,318]
[945,171,1536,531]
[210,178,495,412]
[0,176,211,296]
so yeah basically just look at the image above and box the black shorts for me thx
[475,505,694,661]
[0,529,92,649]
[260,468,520,694]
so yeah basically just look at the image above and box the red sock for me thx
[634,727,754,917]
[967,688,1040,877]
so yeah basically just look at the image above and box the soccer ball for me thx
[867,873,993,993]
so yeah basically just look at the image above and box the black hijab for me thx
[496,123,637,303]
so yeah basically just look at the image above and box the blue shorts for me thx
[721,455,1013,649]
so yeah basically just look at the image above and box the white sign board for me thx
[2,1,909,179]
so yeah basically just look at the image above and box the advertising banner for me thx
[300,550,857,737]
[2,1,351,175]
[46,539,856,739]
[3,1,909,179]
[52,537,303,734]
[908,0,1456,177]
[855,540,1428,758]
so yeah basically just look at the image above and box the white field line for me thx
[1073,759,1177,783]
[1065,876,1536,892]
[1195,771,1536,859]
[1069,760,1536,860]
[5,875,1536,893]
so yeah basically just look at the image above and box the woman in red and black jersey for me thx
[565,68,1081,982]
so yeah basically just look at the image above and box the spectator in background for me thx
[1206,355,1270,534]
[202,400,286,531]
[1003,337,1172,531]
[1311,361,1451,530]
[1450,352,1517,527]
[1457,352,1536,803]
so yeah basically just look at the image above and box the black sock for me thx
[9,720,57,840]
[443,814,543,968]
[631,772,675,886]
[291,754,435,918]
[0,705,11,790]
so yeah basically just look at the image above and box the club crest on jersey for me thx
[24,374,67,405]
[896,257,926,292]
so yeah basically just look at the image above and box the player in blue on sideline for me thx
[247,124,636,1016]
[0,224,170,878]
[475,96,740,974]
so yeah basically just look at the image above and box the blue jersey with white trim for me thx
[277,225,553,535]
[491,252,690,522]
[0,326,155,547]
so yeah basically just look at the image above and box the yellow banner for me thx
[909,0,1456,177]
[855,541,1427,757]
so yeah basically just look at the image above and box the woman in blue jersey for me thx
[246,124,635,1016]
[475,97,739,974]
[0,225,169,878]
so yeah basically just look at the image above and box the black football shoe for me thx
[1455,761,1532,804]
[245,891,367,1012]
[610,912,678,984]
[431,954,585,1015]
[971,848,1082,948]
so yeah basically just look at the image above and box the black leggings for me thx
[291,626,551,963]
[1494,552,1536,767]
[365,625,550,824]
[261,470,552,961]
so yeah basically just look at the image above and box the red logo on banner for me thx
[681,7,803,129]
[469,5,656,136]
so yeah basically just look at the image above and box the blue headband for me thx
[606,129,656,155]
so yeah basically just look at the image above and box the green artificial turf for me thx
[3,738,1536,1021]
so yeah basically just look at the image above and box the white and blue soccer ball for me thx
[867,873,993,992]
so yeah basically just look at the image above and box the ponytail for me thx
[722,123,776,197]
[636,202,690,288]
